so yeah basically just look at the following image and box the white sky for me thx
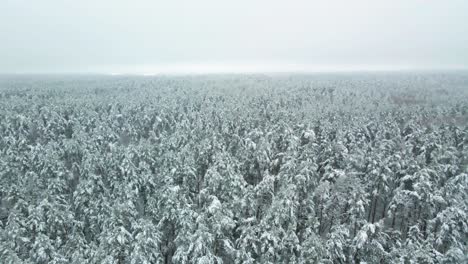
[1,0,467,74]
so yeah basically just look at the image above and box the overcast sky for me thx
[1,0,467,74]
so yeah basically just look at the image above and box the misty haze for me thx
[1,1,467,263]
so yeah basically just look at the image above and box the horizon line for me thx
[1,63,468,76]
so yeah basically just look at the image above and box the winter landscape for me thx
[0,73,467,263]
[2,0,468,262]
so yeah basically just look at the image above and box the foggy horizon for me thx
[2,0,468,74]
[2,63,468,76]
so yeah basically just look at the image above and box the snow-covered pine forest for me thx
[0,73,467,263]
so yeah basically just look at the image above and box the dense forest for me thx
[0,73,467,263]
